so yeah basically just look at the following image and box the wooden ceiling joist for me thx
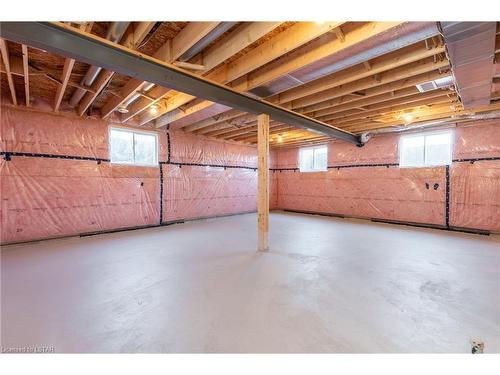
[54,57,75,111]
[76,22,156,116]
[144,22,345,127]
[21,44,30,106]
[101,22,222,119]
[187,69,449,137]
[153,22,407,128]
[118,22,284,123]
[0,38,18,105]
[1,22,361,144]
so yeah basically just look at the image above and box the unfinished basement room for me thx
[1,16,499,360]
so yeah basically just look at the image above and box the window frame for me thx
[109,126,159,167]
[398,129,453,168]
[299,145,328,172]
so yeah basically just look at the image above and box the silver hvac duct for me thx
[440,22,497,109]
[178,22,238,62]
[250,22,441,98]
[361,110,500,140]
[69,22,130,106]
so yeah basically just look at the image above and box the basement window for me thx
[399,130,452,168]
[299,145,328,172]
[109,127,158,166]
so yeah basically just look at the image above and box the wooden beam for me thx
[153,22,406,127]
[334,26,345,42]
[100,22,224,119]
[189,69,448,137]
[21,44,30,106]
[288,57,449,110]
[271,43,446,105]
[0,38,17,105]
[257,113,270,252]
[77,22,154,116]
[147,22,345,126]
[54,57,75,111]
[182,37,444,133]
[173,61,206,71]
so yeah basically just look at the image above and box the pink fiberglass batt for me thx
[1,107,108,158]
[0,106,169,162]
[168,131,257,167]
[450,160,500,231]
[1,158,160,244]
[276,166,446,225]
[162,164,257,222]
[328,133,399,166]
[454,119,500,160]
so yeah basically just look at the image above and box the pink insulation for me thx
[328,133,399,165]
[168,130,257,167]
[0,107,168,161]
[276,167,446,225]
[1,158,160,243]
[272,120,500,231]
[162,165,257,222]
[450,160,500,231]
[0,106,257,244]
[164,131,258,221]
[453,119,500,160]
[1,104,499,244]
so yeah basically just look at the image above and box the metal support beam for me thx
[0,22,362,146]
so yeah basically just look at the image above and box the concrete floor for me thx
[1,212,499,353]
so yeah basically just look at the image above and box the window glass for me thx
[110,128,134,164]
[399,131,452,167]
[400,135,424,167]
[110,127,158,166]
[134,133,157,165]
[313,147,327,171]
[299,146,327,172]
[425,133,451,166]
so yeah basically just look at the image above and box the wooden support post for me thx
[257,113,270,252]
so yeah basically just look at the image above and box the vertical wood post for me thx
[257,113,269,251]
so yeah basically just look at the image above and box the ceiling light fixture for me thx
[117,106,129,114]
[149,104,159,115]
[277,135,284,143]
[403,113,414,124]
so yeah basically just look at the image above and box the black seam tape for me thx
[0,151,109,162]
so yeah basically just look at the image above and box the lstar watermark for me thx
[2,346,55,353]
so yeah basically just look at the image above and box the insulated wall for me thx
[273,120,500,232]
[0,106,259,244]
[162,131,258,222]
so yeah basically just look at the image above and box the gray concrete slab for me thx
[1,212,499,353]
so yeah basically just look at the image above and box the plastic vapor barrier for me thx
[276,167,446,225]
[162,165,257,222]
[1,104,499,244]
[272,120,500,232]
[450,160,500,231]
[1,158,160,243]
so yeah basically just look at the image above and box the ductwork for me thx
[178,22,238,62]
[362,110,500,137]
[69,22,130,106]
[440,22,496,109]
[249,22,441,98]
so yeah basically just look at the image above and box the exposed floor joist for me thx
[0,22,361,145]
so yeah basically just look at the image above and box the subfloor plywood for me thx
[1,212,499,353]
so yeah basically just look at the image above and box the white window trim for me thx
[399,129,453,168]
[109,126,159,167]
[299,145,328,172]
